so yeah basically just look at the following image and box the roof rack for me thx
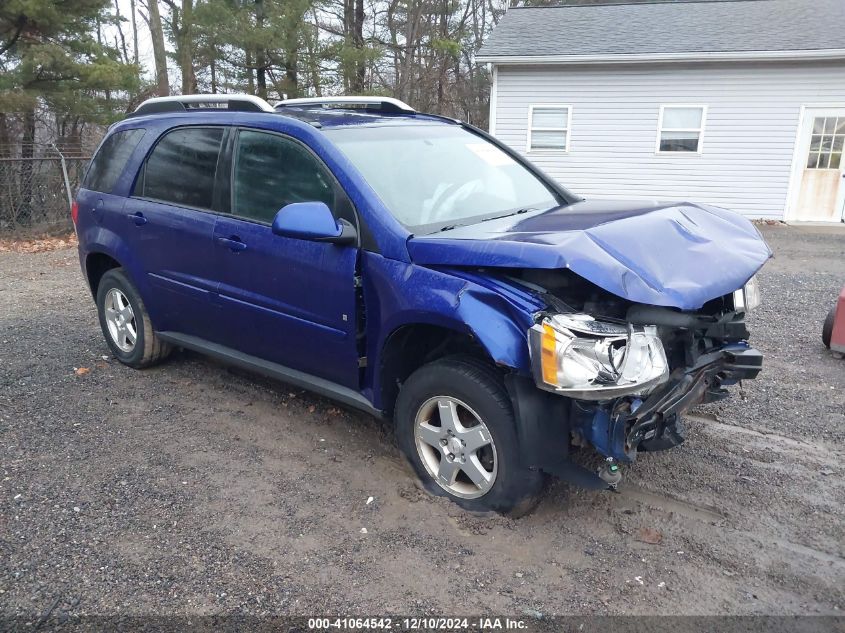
[132,94,275,116]
[275,96,416,114]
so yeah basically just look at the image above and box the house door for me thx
[791,109,845,222]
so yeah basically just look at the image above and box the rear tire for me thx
[96,268,171,368]
[395,356,543,516]
[822,307,835,349]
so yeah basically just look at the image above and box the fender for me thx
[360,251,547,409]
[78,224,161,324]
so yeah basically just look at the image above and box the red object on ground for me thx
[832,286,845,354]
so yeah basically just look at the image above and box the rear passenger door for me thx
[124,126,226,339]
[77,128,146,248]
[211,128,361,389]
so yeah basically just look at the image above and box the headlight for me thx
[528,314,669,400]
[732,275,761,312]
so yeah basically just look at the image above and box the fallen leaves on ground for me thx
[0,233,77,254]
[74,367,91,376]
[636,527,663,545]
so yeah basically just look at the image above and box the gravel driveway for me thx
[1,224,844,622]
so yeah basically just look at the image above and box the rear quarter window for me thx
[83,128,146,194]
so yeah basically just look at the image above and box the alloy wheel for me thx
[104,288,137,353]
[414,396,498,499]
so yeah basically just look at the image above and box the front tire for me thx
[96,268,171,368]
[395,357,543,516]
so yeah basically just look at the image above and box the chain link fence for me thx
[0,143,92,236]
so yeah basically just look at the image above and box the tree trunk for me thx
[285,55,298,97]
[343,0,352,92]
[306,9,322,96]
[18,109,36,225]
[437,1,448,113]
[0,114,10,158]
[180,0,195,94]
[130,0,140,64]
[245,49,255,94]
[0,113,12,229]
[113,0,130,63]
[354,0,365,92]
[342,0,366,92]
[147,0,170,96]
[255,0,267,100]
[399,4,421,104]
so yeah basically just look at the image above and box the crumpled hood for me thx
[407,199,772,310]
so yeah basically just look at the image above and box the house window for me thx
[657,105,706,153]
[807,116,845,169]
[528,105,571,152]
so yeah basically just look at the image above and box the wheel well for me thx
[86,253,121,297]
[380,324,499,419]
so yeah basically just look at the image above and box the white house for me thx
[477,0,845,222]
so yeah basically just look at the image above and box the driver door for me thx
[211,128,360,389]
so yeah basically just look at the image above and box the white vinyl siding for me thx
[491,61,845,219]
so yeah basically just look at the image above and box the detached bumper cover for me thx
[506,344,763,488]
[571,343,762,462]
[623,344,762,452]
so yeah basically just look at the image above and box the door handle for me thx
[127,211,147,226]
[216,236,247,252]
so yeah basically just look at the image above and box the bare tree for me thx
[141,0,170,96]
[130,0,140,64]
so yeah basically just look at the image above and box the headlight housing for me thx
[528,314,669,400]
[732,275,761,312]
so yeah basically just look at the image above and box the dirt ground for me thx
[1,224,844,621]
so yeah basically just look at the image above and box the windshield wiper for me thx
[435,207,543,233]
[480,206,540,223]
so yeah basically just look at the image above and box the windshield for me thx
[324,124,561,234]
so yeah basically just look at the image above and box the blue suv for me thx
[74,94,770,515]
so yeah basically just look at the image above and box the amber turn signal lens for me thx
[540,323,558,385]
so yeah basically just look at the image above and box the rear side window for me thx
[83,129,145,193]
[137,127,224,210]
[232,130,335,224]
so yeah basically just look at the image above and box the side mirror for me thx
[271,201,357,246]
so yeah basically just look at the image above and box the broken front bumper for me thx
[572,343,763,462]
[505,343,762,489]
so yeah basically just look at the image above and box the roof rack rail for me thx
[131,94,275,116]
[275,96,416,114]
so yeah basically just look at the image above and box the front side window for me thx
[527,105,571,151]
[137,127,224,209]
[325,124,561,234]
[84,128,146,193]
[657,106,706,153]
[232,130,335,224]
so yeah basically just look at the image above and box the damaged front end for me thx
[509,268,763,475]
[567,335,762,464]
[409,199,770,488]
